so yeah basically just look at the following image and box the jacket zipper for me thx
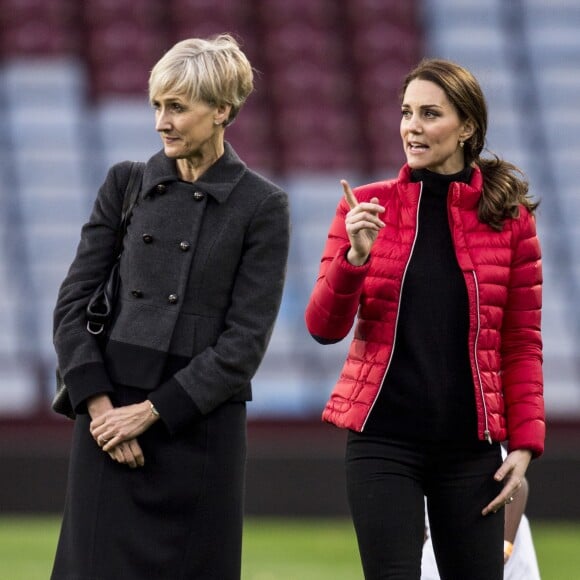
[447,186,491,444]
[361,182,423,431]
[470,270,492,443]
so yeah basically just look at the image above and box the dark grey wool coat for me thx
[54,142,290,433]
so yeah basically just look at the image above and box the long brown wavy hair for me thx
[401,58,538,231]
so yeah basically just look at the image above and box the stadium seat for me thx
[0,0,79,56]
[226,98,277,174]
[345,0,418,28]
[350,22,421,69]
[262,23,342,67]
[168,0,249,20]
[84,22,163,98]
[256,0,337,28]
[269,63,350,105]
[82,0,162,27]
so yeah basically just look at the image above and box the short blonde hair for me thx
[149,34,254,126]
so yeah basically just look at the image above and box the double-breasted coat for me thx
[54,142,290,432]
[51,142,290,579]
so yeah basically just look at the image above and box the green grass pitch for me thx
[1,516,579,579]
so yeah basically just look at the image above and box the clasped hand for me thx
[342,179,385,266]
[88,396,158,469]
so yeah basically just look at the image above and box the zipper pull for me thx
[484,430,492,444]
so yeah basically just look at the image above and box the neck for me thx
[412,166,472,184]
[177,139,225,182]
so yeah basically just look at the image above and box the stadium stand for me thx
[0,0,578,423]
[0,0,579,524]
[424,0,580,416]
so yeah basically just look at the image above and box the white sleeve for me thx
[504,515,541,580]
[421,533,441,580]
[422,498,441,580]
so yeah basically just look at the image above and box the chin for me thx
[406,158,429,170]
[164,148,184,159]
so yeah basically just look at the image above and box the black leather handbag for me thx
[52,162,145,419]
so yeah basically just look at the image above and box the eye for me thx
[424,109,438,118]
[171,102,185,113]
[401,109,411,119]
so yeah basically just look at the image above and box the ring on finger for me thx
[506,496,514,504]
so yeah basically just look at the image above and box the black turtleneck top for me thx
[364,167,478,442]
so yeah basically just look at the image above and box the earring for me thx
[214,120,221,126]
[459,140,465,148]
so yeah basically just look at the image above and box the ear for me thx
[214,104,232,126]
[460,118,476,142]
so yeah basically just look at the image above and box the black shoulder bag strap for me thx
[85,161,145,334]
[115,161,146,257]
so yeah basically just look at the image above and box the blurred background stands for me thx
[0,2,578,512]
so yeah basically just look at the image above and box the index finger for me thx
[341,179,358,209]
[482,486,514,516]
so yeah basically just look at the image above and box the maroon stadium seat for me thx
[256,0,337,28]
[0,0,79,56]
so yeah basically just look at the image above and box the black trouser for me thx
[346,432,504,580]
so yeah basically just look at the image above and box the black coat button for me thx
[193,191,204,201]
[142,234,153,243]
[131,289,143,298]
[168,294,178,304]
[156,184,167,194]
[179,241,190,251]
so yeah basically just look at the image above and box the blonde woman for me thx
[52,35,290,579]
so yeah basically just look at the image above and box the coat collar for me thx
[397,163,484,209]
[141,141,247,203]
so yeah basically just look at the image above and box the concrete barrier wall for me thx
[1,419,578,519]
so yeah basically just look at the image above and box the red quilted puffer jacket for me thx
[305,164,545,457]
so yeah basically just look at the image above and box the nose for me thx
[406,114,422,134]
[155,109,170,132]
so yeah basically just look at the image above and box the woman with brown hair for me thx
[305,58,544,579]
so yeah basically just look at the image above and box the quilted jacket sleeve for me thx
[305,196,371,343]
[500,208,545,457]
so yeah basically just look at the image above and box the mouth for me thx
[407,141,428,152]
